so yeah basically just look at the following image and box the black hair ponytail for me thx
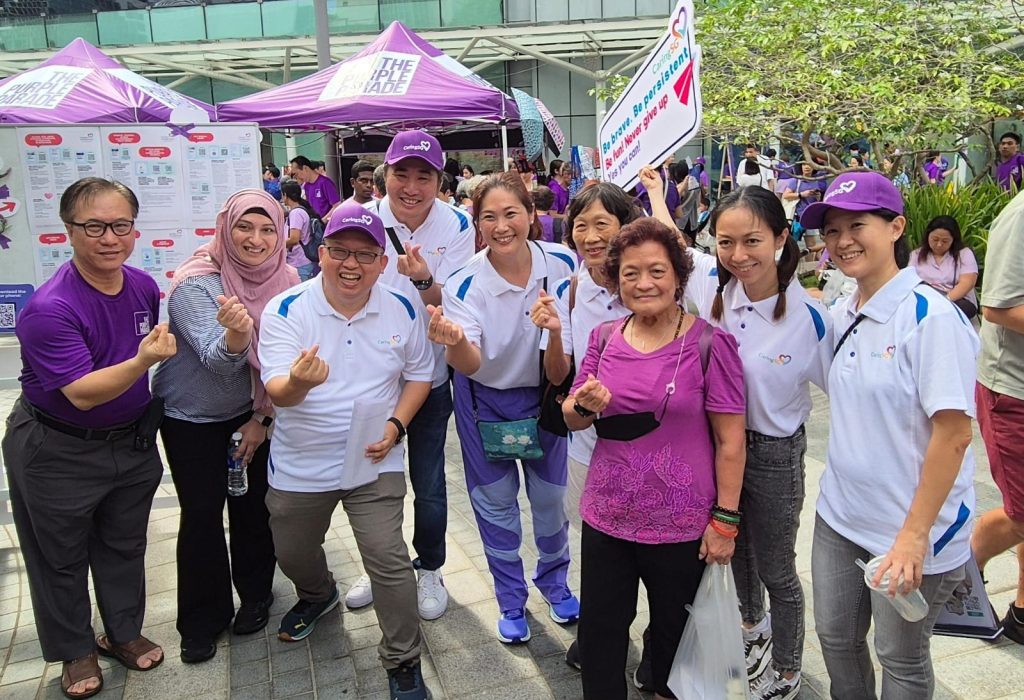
[772,234,801,320]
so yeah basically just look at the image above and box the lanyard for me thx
[833,314,866,358]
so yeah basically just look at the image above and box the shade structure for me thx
[535,98,565,157]
[511,88,544,162]
[216,21,519,134]
[0,38,214,124]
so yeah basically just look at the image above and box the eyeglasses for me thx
[324,246,382,264]
[68,219,135,238]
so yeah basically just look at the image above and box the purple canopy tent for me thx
[216,21,521,162]
[0,38,214,124]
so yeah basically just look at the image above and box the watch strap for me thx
[387,416,406,442]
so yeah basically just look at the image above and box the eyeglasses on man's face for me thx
[323,246,382,264]
[68,219,135,238]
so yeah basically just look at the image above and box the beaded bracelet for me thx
[710,519,739,539]
[712,512,741,526]
[713,504,742,518]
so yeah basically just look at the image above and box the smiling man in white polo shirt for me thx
[258,202,433,700]
[343,129,475,619]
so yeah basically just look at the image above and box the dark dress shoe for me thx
[180,638,216,664]
[233,593,274,635]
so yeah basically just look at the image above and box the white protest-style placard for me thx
[598,0,702,190]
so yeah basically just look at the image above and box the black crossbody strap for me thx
[833,314,866,358]
[385,226,405,255]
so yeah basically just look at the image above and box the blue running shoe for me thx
[387,662,431,700]
[548,592,580,624]
[496,608,531,644]
[278,587,340,642]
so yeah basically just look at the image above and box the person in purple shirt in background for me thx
[996,132,1024,192]
[547,159,572,215]
[634,160,679,217]
[289,155,340,219]
[2,178,176,699]
[922,151,956,186]
[532,186,562,243]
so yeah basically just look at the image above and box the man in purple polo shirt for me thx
[996,132,1024,192]
[1,178,177,698]
[289,155,340,219]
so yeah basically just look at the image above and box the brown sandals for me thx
[95,634,164,672]
[61,650,103,700]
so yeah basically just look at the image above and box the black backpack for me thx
[301,215,326,263]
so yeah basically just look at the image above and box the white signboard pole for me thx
[598,0,703,191]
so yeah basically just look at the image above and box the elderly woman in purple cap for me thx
[800,171,979,699]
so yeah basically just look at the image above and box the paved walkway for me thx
[0,383,1022,699]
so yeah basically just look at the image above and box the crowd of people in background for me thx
[3,125,1023,700]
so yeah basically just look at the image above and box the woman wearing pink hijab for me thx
[152,189,298,664]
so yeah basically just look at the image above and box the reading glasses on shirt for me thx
[69,219,135,237]
[324,246,382,264]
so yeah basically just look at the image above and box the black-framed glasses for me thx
[69,219,135,238]
[324,246,382,264]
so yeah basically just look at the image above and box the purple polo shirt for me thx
[924,161,945,185]
[17,262,159,429]
[549,179,570,214]
[537,213,556,243]
[996,153,1024,191]
[635,173,680,217]
[302,174,340,218]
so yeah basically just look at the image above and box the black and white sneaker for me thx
[744,629,773,682]
[751,668,800,700]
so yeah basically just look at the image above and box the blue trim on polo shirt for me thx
[709,268,718,276]
[389,290,416,320]
[277,291,305,318]
[448,205,470,232]
[549,251,576,272]
[933,501,970,555]
[556,278,571,299]
[456,275,475,301]
[914,291,928,324]
[805,303,826,342]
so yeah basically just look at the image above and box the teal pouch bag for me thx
[476,417,544,461]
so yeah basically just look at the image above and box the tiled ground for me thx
[0,380,1022,699]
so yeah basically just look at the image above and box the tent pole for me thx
[314,0,341,188]
[501,124,509,171]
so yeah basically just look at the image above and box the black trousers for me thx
[160,414,275,640]
[579,522,705,699]
[2,400,163,662]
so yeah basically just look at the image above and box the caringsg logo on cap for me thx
[341,215,374,226]
[404,140,432,153]
[824,180,857,201]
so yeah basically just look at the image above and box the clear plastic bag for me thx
[668,563,747,700]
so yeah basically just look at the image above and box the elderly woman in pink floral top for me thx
[564,218,747,700]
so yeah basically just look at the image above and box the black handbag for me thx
[538,275,578,437]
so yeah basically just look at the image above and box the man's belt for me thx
[21,399,138,442]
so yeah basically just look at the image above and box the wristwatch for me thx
[411,275,434,291]
[254,414,273,428]
[387,416,407,443]
[573,401,595,418]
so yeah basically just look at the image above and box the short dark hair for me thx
[440,172,455,196]
[603,218,693,302]
[264,164,280,178]
[708,186,800,322]
[462,164,475,176]
[564,182,643,251]
[669,162,689,182]
[999,132,1021,146]
[373,164,386,196]
[532,185,555,211]
[765,148,777,158]
[290,155,313,170]
[743,143,756,151]
[351,159,375,179]
[60,177,139,223]
[314,160,326,170]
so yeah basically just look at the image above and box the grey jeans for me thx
[731,426,807,674]
[812,514,965,700]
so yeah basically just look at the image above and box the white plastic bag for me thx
[668,563,747,700]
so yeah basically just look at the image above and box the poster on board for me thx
[184,125,262,226]
[102,126,187,227]
[598,0,703,190]
[17,127,103,227]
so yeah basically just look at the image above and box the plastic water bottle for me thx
[857,557,929,622]
[227,432,248,497]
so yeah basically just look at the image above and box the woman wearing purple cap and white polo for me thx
[801,171,979,699]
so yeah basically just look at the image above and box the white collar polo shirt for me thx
[820,267,979,574]
[370,196,476,387]
[442,241,576,390]
[550,264,629,466]
[257,277,435,493]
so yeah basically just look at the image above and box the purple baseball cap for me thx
[800,171,904,230]
[324,201,386,248]
[384,129,444,171]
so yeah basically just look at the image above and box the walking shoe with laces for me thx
[1003,604,1024,645]
[751,668,800,700]
[233,593,274,635]
[345,574,373,610]
[743,616,773,682]
[387,662,431,700]
[496,608,531,644]
[416,569,448,620]
[278,587,340,642]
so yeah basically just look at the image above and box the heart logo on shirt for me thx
[776,354,792,365]
[392,334,402,344]
[436,246,447,254]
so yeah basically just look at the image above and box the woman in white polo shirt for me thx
[644,169,833,700]
[801,171,978,700]
[427,172,578,644]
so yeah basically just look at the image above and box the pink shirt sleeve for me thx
[703,327,746,414]
[958,248,978,277]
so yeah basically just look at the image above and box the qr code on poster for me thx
[0,303,14,330]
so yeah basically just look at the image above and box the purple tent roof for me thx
[216,21,519,132]
[0,38,214,124]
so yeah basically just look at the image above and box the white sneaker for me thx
[416,568,448,620]
[752,668,800,700]
[345,574,373,609]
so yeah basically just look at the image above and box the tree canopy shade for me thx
[601,0,1024,172]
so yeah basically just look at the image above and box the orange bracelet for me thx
[710,519,739,539]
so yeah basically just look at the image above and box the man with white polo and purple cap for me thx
[258,201,434,700]
[344,129,475,620]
